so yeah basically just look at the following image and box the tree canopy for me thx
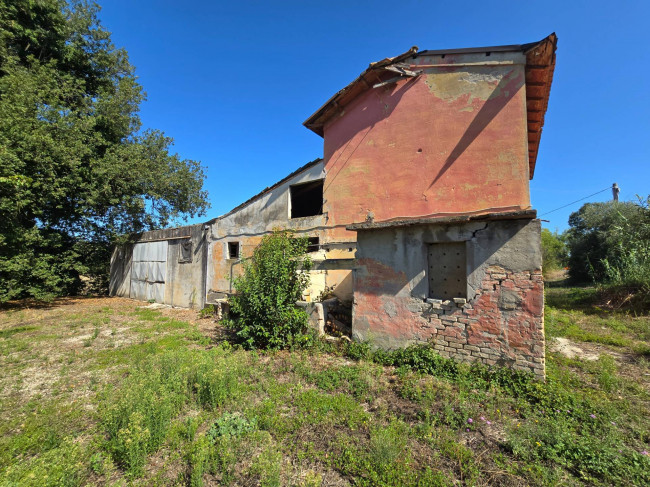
[0,0,208,301]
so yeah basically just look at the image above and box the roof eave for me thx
[347,209,538,231]
[524,33,557,179]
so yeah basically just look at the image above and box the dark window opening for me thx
[307,237,320,253]
[228,242,240,259]
[427,242,467,299]
[290,180,323,218]
[179,240,192,263]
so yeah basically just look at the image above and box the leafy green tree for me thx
[0,1,208,301]
[600,196,650,287]
[565,200,646,284]
[225,231,313,349]
[541,228,568,275]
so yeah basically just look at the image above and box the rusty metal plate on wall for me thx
[427,242,467,299]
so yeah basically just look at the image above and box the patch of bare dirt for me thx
[550,337,600,361]
[549,337,650,394]
[0,296,214,405]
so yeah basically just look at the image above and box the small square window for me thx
[307,237,320,253]
[179,240,192,263]
[427,242,467,299]
[228,242,240,259]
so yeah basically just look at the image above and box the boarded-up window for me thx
[179,240,192,263]
[228,242,240,259]
[427,242,467,299]
[290,180,323,218]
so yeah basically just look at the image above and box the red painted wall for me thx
[322,61,530,241]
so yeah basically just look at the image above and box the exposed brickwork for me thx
[433,265,545,377]
[354,264,545,378]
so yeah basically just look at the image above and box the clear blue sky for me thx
[99,0,649,232]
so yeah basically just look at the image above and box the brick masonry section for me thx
[424,266,544,377]
[354,264,545,378]
[351,218,545,378]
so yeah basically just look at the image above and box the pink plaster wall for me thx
[322,62,530,241]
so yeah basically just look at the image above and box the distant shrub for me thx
[224,230,313,349]
[198,304,216,319]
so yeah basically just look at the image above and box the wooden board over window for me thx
[179,240,192,263]
[427,242,467,299]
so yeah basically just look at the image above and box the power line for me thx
[539,186,612,217]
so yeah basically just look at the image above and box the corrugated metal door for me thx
[130,241,168,302]
[427,242,467,299]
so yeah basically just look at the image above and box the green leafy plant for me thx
[198,304,217,318]
[207,412,257,441]
[187,435,212,487]
[224,230,313,349]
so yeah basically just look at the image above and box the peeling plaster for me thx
[424,67,508,103]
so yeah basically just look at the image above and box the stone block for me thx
[498,289,521,310]
[407,302,424,313]
[445,336,465,344]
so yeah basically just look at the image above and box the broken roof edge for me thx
[207,157,324,224]
[303,46,419,137]
[303,34,557,179]
[346,209,537,231]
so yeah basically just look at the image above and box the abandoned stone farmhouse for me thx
[110,34,557,377]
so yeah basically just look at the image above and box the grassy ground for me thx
[0,292,648,486]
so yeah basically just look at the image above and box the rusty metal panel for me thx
[427,242,467,299]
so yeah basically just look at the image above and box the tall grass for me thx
[100,346,249,476]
